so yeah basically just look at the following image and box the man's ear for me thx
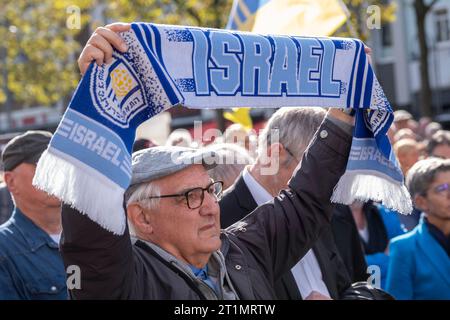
[414,194,428,213]
[267,142,282,158]
[127,204,153,235]
[3,172,16,193]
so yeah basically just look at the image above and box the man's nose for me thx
[199,191,219,215]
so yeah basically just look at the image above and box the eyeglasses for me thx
[147,181,223,209]
[284,146,299,162]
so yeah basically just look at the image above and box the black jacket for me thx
[330,206,368,282]
[220,175,353,299]
[60,119,352,299]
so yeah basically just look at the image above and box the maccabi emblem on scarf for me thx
[90,56,147,128]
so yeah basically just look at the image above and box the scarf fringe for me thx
[331,171,413,215]
[33,150,126,235]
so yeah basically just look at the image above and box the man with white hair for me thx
[220,107,367,300]
[60,109,355,299]
[63,25,356,299]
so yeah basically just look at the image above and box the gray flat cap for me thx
[131,146,219,186]
[1,130,52,172]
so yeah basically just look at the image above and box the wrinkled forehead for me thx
[156,164,212,192]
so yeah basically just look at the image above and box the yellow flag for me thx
[223,108,253,131]
[252,0,348,36]
[228,0,349,37]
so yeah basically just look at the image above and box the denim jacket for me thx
[0,208,67,300]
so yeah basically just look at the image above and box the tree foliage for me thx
[0,0,92,106]
[0,0,231,109]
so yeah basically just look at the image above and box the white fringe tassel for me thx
[331,171,413,215]
[33,150,127,235]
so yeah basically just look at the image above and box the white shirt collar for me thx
[241,166,331,299]
[242,166,273,206]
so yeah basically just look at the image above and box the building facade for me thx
[371,0,450,123]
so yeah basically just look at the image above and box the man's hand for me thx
[365,46,373,65]
[325,46,373,126]
[78,23,131,76]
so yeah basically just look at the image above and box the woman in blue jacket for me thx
[386,158,450,300]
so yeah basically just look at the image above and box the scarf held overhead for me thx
[34,23,412,234]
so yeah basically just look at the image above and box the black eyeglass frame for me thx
[146,181,224,209]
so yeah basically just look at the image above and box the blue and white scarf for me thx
[34,23,412,235]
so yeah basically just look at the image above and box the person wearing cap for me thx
[0,131,67,300]
[58,105,354,299]
[58,24,355,299]
[0,173,14,224]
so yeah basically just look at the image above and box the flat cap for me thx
[131,146,218,186]
[1,130,52,172]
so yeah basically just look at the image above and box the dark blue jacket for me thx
[0,208,67,299]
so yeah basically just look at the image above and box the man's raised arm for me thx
[228,109,354,281]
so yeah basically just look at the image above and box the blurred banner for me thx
[225,0,350,129]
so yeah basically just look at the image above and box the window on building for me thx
[381,23,393,47]
[435,9,450,42]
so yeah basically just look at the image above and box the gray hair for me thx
[406,157,450,199]
[165,129,193,147]
[125,181,161,237]
[125,181,161,210]
[426,130,450,156]
[206,143,254,188]
[258,107,326,160]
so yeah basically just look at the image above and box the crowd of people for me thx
[0,24,449,300]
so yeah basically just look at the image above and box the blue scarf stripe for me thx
[345,40,361,108]
[353,45,367,109]
[149,24,165,65]
[363,65,374,108]
[131,24,183,106]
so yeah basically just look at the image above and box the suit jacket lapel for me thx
[234,175,258,213]
[313,239,340,299]
[279,271,302,300]
[417,221,450,287]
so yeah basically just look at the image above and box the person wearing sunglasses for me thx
[386,157,450,300]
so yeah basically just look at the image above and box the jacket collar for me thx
[417,217,450,286]
[231,173,259,212]
[10,208,58,251]
[241,167,272,207]
[313,236,341,299]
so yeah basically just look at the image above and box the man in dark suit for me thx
[220,107,367,299]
